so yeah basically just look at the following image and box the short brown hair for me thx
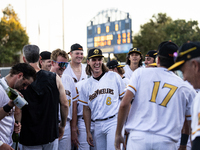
[51,49,69,61]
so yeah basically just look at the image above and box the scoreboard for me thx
[87,18,132,53]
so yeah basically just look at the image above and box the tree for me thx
[164,19,200,46]
[133,13,200,57]
[133,13,172,56]
[0,4,29,67]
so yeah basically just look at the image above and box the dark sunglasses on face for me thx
[53,60,68,68]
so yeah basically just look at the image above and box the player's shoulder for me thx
[106,71,122,79]
[61,74,74,82]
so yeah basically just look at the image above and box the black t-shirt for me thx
[19,70,60,146]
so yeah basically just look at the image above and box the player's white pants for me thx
[127,130,177,150]
[77,116,96,150]
[20,138,58,150]
[58,121,71,150]
[94,115,117,150]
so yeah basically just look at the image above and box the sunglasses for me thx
[53,60,68,68]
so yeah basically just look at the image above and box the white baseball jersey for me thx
[61,74,78,121]
[123,65,133,79]
[122,76,130,87]
[78,71,125,121]
[0,78,15,146]
[125,67,196,142]
[63,62,87,83]
[123,65,144,79]
[191,92,200,141]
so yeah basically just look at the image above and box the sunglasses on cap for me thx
[53,60,68,68]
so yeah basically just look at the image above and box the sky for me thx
[0,0,200,56]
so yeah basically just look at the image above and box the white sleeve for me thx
[77,81,89,106]
[116,73,126,99]
[192,93,200,141]
[127,68,141,95]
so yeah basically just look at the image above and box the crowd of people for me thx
[0,41,200,150]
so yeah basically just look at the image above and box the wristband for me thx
[0,140,3,146]
[180,134,189,145]
[3,104,13,113]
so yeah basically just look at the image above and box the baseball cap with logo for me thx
[40,51,51,60]
[107,60,125,69]
[168,42,200,71]
[146,50,157,59]
[128,48,142,55]
[87,48,104,59]
[156,41,178,58]
[70,43,83,52]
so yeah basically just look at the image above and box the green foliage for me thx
[164,20,200,46]
[0,4,29,66]
[133,13,172,57]
[133,13,200,59]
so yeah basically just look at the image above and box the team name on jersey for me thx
[89,88,114,101]
[65,90,71,97]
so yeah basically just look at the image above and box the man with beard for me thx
[0,63,36,150]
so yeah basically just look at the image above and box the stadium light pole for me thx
[62,0,65,51]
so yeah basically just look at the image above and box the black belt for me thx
[94,114,116,122]
[82,117,95,122]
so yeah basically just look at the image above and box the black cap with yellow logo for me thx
[168,42,200,71]
[128,48,142,55]
[87,48,104,59]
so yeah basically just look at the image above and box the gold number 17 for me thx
[149,81,178,107]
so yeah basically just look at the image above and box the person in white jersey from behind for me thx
[50,49,77,150]
[123,48,143,79]
[115,41,196,150]
[168,42,200,150]
[63,43,87,149]
[79,48,125,150]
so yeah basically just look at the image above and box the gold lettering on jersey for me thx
[89,88,114,101]
[65,90,71,97]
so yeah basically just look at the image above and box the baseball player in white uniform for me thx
[168,42,200,150]
[62,43,92,150]
[59,74,78,150]
[0,63,35,150]
[115,41,196,150]
[50,49,77,150]
[79,48,125,150]
[123,48,143,79]
[76,80,96,150]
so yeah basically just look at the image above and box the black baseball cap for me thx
[40,51,51,60]
[87,48,104,59]
[70,43,83,52]
[156,41,178,58]
[168,42,200,71]
[107,60,125,69]
[128,48,142,55]
[145,50,157,59]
